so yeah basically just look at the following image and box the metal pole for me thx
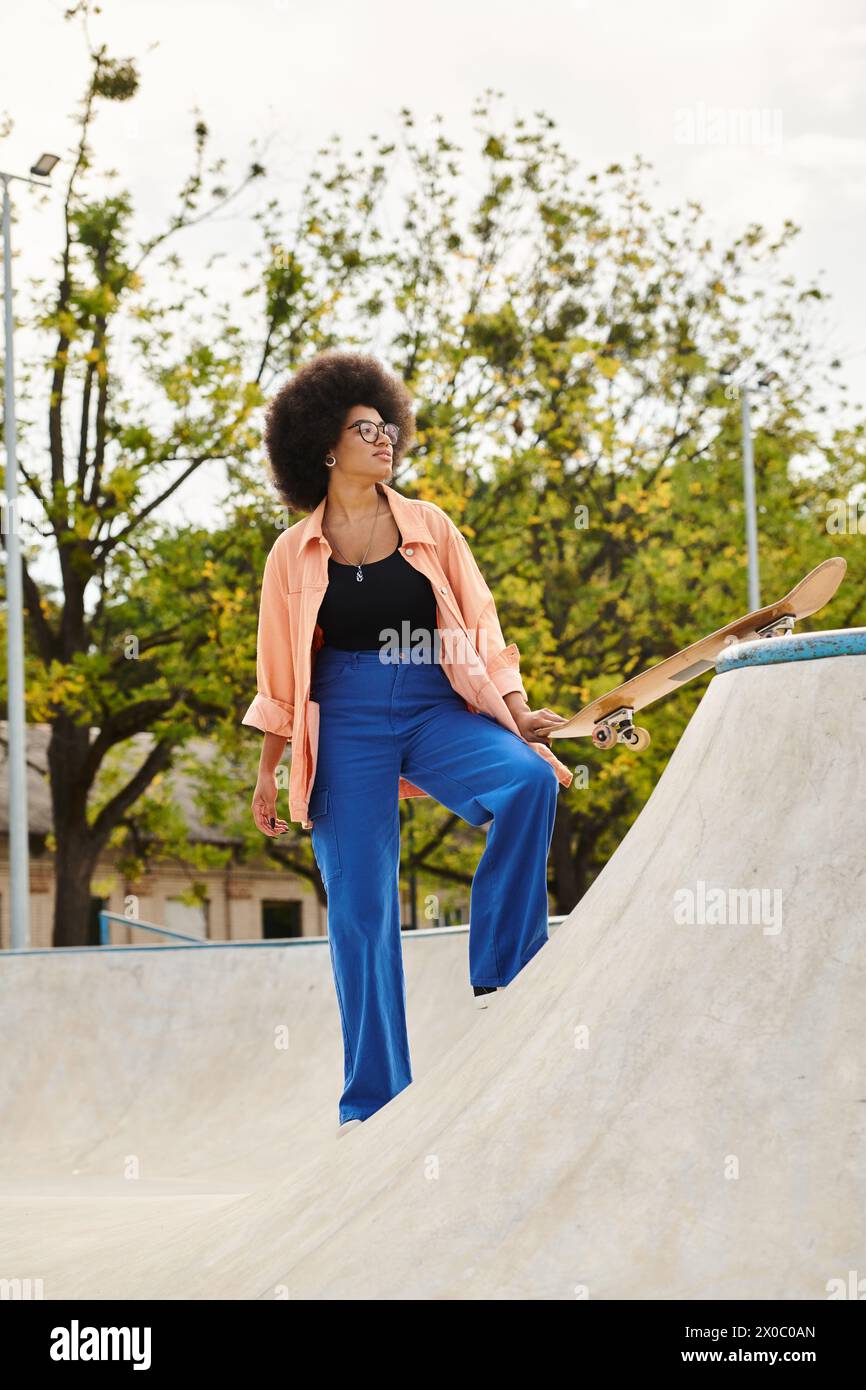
[2,173,31,949]
[740,384,761,610]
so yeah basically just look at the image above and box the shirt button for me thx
[404,546,414,555]
[439,586,447,593]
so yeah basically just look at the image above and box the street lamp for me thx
[720,365,777,612]
[30,154,60,179]
[1,152,59,949]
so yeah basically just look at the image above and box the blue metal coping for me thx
[716,627,866,674]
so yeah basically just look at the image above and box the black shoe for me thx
[473,984,498,996]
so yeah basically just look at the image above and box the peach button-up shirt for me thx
[242,482,573,828]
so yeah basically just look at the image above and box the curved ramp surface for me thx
[0,930,478,1185]
[2,650,864,1298]
[0,930,480,1288]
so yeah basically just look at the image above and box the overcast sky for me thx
[2,0,864,530]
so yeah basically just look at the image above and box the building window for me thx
[261,901,303,939]
[88,896,106,946]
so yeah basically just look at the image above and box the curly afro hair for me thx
[263,349,416,513]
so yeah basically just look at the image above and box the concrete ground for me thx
[1,650,863,1299]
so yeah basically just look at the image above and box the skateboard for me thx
[551,557,847,751]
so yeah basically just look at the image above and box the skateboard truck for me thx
[590,706,651,752]
[756,612,795,639]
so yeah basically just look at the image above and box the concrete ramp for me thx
[0,929,480,1185]
[2,643,864,1298]
[0,930,480,1290]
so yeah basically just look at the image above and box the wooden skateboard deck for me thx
[551,557,847,750]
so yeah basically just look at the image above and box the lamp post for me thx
[1,152,59,950]
[721,366,776,613]
[740,384,761,611]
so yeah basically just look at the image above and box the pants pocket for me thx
[310,655,354,696]
[308,784,343,885]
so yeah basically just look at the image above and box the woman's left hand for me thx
[512,706,568,746]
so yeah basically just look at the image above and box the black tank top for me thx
[318,527,439,652]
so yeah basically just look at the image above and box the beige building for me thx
[0,722,327,949]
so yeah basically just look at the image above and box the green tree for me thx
[0,4,408,945]
[356,96,865,907]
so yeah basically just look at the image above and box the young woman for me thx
[243,350,573,1135]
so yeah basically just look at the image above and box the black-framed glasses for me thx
[345,419,400,446]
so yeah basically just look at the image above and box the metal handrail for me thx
[95,911,569,945]
[5,912,571,957]
[98,911,206,946]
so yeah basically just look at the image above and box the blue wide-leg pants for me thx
[307,646,560,1123]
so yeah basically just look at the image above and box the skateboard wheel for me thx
[620,726,651,751]
[591,723,615,749]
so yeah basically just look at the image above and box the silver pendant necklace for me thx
[324,496,383,582]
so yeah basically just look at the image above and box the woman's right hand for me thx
[252,774,289,837]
